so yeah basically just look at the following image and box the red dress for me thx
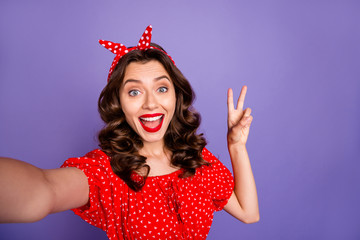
[61,148,234,240]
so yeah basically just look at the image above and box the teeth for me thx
[140,115,163,122]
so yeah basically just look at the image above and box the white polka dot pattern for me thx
[60,148,234,240]
[98,25,176,82]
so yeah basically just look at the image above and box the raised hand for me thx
[227,86,253,146]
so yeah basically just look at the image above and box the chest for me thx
[111,176,215,239]
[144,157,181,177]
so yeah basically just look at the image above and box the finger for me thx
[245,115,253,127]
[227,88,234,111]
[244,108,252,117]
[243,115,253,126]
[236,85,247,110]
[233,115,253,132]
[238,115,253,128]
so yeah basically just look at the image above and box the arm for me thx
[0,157,89,223]
[223,86,260,223]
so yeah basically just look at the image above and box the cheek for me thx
[170,91,177,109]
[165,93,177,116]
[122,108,140,130]
[120,99,139,121]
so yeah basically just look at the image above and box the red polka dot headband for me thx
[99,25,175,82]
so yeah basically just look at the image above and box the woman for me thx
[0,25,259,239]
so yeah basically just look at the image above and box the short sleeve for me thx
[201,148,235,211]
[60,149,113,230]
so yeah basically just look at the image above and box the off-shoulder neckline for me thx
[94,148,214,179]
[147,168,183,178]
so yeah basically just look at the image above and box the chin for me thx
[138,131,167,144]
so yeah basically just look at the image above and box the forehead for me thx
[123,60,170,81]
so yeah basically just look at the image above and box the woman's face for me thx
[119,60,176,144]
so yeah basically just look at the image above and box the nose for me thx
[142,91,158,110]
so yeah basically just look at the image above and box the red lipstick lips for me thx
[139,113,164,133]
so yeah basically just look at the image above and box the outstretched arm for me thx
[0,157,89,223]
[223,86,260,224]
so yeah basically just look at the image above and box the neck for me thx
[140,140,168,158]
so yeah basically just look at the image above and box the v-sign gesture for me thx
[227,86,253,146]
[223,85,259,224]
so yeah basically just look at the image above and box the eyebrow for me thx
[123,75,171,86]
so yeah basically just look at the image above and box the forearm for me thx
[0,157,54,223]
[228,144,259,221]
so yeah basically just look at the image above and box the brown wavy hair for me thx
[98,43,209,191]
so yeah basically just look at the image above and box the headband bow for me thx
[99,25,175,82]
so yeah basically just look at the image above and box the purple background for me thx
[1,0,359,239]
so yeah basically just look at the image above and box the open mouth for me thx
[139,114,164,133]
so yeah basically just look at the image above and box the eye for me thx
[128,90,141,97]
[157,87,168,93]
